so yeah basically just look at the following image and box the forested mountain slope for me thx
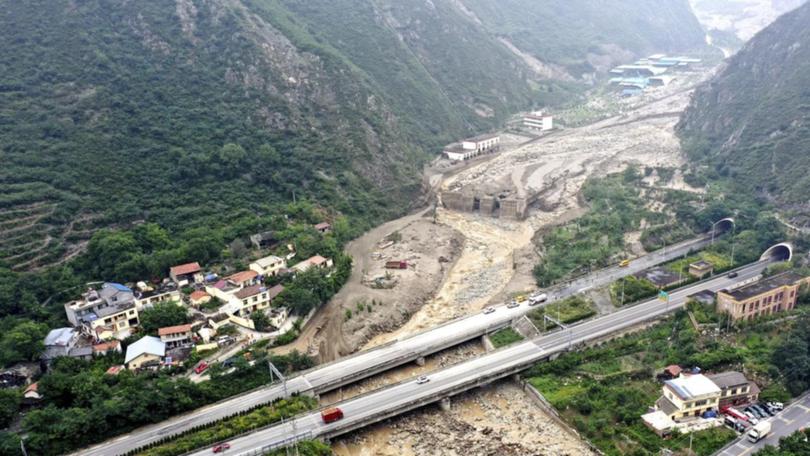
[0,0,707,271]
[678,2,810,218]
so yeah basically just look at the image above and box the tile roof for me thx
[93,340,120,352]
[170,262,201,277]
[309,255,328,266]
[227,270,258,284]
[190,290,210,301]
[253,255,284,268]
[235,285,264,300]
[707,371,749,390]
[267,284,285,300]
[158,324,193,336]
[315,222,331,230]
[105,365,125,376]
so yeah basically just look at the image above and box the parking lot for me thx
[716,392,810,455]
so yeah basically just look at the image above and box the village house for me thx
[708,371,760,408]
[189,290,212,307]
[158,324,193,349]
[124,336,166,371]
[655,373,721,421]
[314,222,332,234]
[226,270,259,288]
[23,383,42,404]
[64,283,140,340]
[92,340,122,356]
[41,328,94,365]
[222,284,285,319]
[169,262,203,285]
[134,281,181,308]
[292,255,333,274]
[249,255,287,277]
[717,271,810,322]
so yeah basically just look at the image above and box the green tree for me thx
[251,311,273,332]
[0,388,21,428]
[0,320,49,366]
[138,302,190,335]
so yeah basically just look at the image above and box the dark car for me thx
[727,272,739,278]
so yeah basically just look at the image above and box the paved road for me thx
[188,260,771,456]
[717,392,810,456]
[75,234,717,456]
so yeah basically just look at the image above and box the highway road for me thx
[188,259,772,456]
[76,233,717,456]
[716,392,810,456]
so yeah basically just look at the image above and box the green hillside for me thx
[678,2,810,221]
[0,0,709,271]
[456,0,710,75]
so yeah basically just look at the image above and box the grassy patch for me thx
[489,327,524,348]
[528,295,597,331]
[524,308,803,456]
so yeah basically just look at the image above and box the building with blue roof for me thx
[64,283,139,341]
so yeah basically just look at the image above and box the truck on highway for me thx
[529,293,547,306]
[747,420,772,443]
[619,259,631,267]
[321,407,344,424]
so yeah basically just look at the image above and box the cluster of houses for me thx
[609,54,702,96]
[34,224,337,376]
[643,367,759,436]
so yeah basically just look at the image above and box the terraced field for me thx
[0,184,96,271]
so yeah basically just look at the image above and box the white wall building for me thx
[249,255,287,277]
[522,111,553,131]
[443,133,500,162]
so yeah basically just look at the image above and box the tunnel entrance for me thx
[713,218,735,235]
[760,243,793,262]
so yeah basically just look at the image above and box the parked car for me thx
[194,361,209,374]
[744,412,759,424]
[767,401,784,412]
[212,443,231,453]
[416,376,430,385]
[483,307,496,314]
[752,404,769,417]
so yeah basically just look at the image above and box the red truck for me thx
[321,407,344,424]
[385,260,408,270]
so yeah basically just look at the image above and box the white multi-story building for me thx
[443,133,501,162]
[249,255,287,277]
[64,283,140,340]
[522,111,553,131]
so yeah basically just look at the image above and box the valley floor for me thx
[270,68,715,454]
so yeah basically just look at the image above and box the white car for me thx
[416,376,430,385]
[483,307,496,314]
[506,300,520,309]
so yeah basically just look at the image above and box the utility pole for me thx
[20,439,28,456]
[620,277,626,306]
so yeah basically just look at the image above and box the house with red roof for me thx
[158,324,193,348]
[169,262,202,284]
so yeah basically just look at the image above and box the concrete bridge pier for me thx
[415,356,426,367]
[439,397,451,411]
